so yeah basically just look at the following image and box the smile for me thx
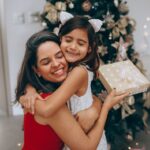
[66,50,79,56]
[52,68,66,76]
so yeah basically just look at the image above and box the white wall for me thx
[4,0,45,115]
[128,0,150,79]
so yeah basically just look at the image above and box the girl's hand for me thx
[19,92,44,114]
[75,107,99,133]
[98,90,108,102]
[103,89,129,111]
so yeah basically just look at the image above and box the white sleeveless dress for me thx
[63,67,107,150]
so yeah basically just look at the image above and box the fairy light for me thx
[140,42,148,50]
[17,143,22,147]
[144,31,149,37]
[143,24,147,29]
[146,17,150,21]
[41,21,47,27]
[128,146,131,150]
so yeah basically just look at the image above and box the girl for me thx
[19,13,129,149]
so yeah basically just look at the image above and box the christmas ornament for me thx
[55,1,66,11]
[112,27,120,39]
[116,37,129,61]
[45,8,58,24]
[44,2,53,12]
[109,33,113,40]
[53,27,59,35]
[125,35,134,46]
[118,1,129,14]
[68,2,74,9]
[42,2,59,24]
[117,17,128,35]
[114,0,119,7]
[92,2,99,12]
[129,18,136,32]
[98,46,108,56]
[103,10,115,29]
[121,100,136,119]
[81,0,92,12]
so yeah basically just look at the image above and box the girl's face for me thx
[34,41,68,83]
[60,28,91,63]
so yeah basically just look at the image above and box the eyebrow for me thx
[39,51,63,63]
[55,51,63,56]
[39,57,49,63]
[64,35,88,43]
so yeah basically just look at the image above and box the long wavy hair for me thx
[15,30,60,102]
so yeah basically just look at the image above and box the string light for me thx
[143,24,147,29]
[146,17,150,21]
[144,31,149,37]
[17,143,22,147]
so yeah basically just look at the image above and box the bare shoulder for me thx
[69,66,88,78]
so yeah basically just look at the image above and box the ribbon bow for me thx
[59,11,103,32]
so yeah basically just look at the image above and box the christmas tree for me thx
[40,0,149,149]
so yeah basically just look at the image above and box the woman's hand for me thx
[75,107,98,133]
[75,95,102,133]
[19,92,44,114]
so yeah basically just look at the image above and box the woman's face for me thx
[60,28,90,63]
[35,41,68,83]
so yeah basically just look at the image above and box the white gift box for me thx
[98,60,150,95]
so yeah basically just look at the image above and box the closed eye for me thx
[40,58,50,65]
[56,51,64,58]
[63,36,72,43]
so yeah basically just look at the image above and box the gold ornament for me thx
[112,27,120,39]
[125,35,134,46]
[82,0,92,12]
[98,46,108,56]
[44,2,53,12]
[103,10,115,29]
[68,2,74,9]
[116,37,129,61]
[55,1,66,11]
[46,8,58,24]
[118,1,129,14]
[117,17,128,35]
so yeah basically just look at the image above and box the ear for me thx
[32,66,41,77]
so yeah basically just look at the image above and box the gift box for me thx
[98,60,150,95]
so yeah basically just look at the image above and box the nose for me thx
[70,41,77,50]
[51,59,60,67]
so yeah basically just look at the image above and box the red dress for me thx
[22,93,64,150]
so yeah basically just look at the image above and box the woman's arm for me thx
[35,90,129,149]
[35,66,88,117]
[35,105,104,150]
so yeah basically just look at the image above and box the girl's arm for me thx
[35,66,88,117]
[35,90,129,149]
